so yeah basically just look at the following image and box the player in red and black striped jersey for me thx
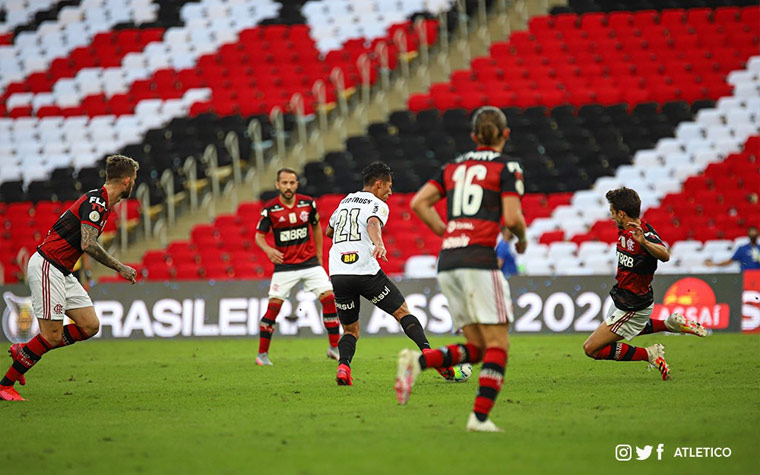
[1,155,138,401]
[399,106,528,431]
[582,187,707,382]
[428,137,525,271]
[37,186,112,274]
[611,218,665,312]
[253,168,339,366]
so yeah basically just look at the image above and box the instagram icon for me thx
[615,444,633,461]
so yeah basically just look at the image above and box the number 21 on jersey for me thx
[334,208,361,243]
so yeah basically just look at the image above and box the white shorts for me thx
[604,303,653,340]
[27,252,92,321]
[437,268,514,330]
[269,265,333,300]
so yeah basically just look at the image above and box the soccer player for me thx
[398,106,526,432]
[254,168,339,365]
[581,187,707,381]
[326,161,455,386]
[1,155,139,401]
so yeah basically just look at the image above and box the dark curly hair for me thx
[606,187,641,218]
[362,161,393,187]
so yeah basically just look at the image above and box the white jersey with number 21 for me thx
[328,191,389,276]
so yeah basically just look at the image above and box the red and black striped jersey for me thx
[610,221,664,311]
[37,186,110,274]
[256,194,319,272]
[429,147,524,271]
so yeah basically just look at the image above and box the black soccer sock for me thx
[338,334,357,367]
[400,315,431,351]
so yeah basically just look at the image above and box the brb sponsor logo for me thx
[2,292,39,343]
[279,227,308,242]
[653,277,730,329]
[616,444,664,461]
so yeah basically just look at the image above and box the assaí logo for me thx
[2,291,38,343]
[653,277,729,329]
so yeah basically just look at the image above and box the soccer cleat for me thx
[646,343,670,381]
[394,348,421,405]
[326,346,340,361]
[665,313,707,337]
[336,363,353,386]
[466,413,504,432]
[0,385,25,401]
[255,352,273,366]
[8,344,25,386]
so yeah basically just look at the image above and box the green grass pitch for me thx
[1,333,757,475]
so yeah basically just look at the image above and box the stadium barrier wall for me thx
[0,273,746,342]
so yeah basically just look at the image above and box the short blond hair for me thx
[105,155,139,181]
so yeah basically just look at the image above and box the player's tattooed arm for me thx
[411,183,445,236]
[80,224,137,283]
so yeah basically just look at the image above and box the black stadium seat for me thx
[269,100,702,199]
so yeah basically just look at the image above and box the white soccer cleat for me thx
[255,352,273,366]
[665,313,707,337]
[645,343,670,380]
[394,348,421,405]
[326,346,340,361]
[466,413,504,433]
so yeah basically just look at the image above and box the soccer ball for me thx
[452,363,473,382]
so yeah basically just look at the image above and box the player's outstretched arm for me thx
[254,231,284,264]
[80,224,136,283]
[501,195,528,253]
[706,258,734,267]
[367,217,388,261]
[411,183,445,237]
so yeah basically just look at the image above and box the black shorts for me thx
[330,270,406,325]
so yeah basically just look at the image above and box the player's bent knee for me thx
[583,341,598,358]
[83,318,100,338]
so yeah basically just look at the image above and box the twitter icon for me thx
[636,446,653,460]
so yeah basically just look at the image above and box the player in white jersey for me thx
[326,162,455,386]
